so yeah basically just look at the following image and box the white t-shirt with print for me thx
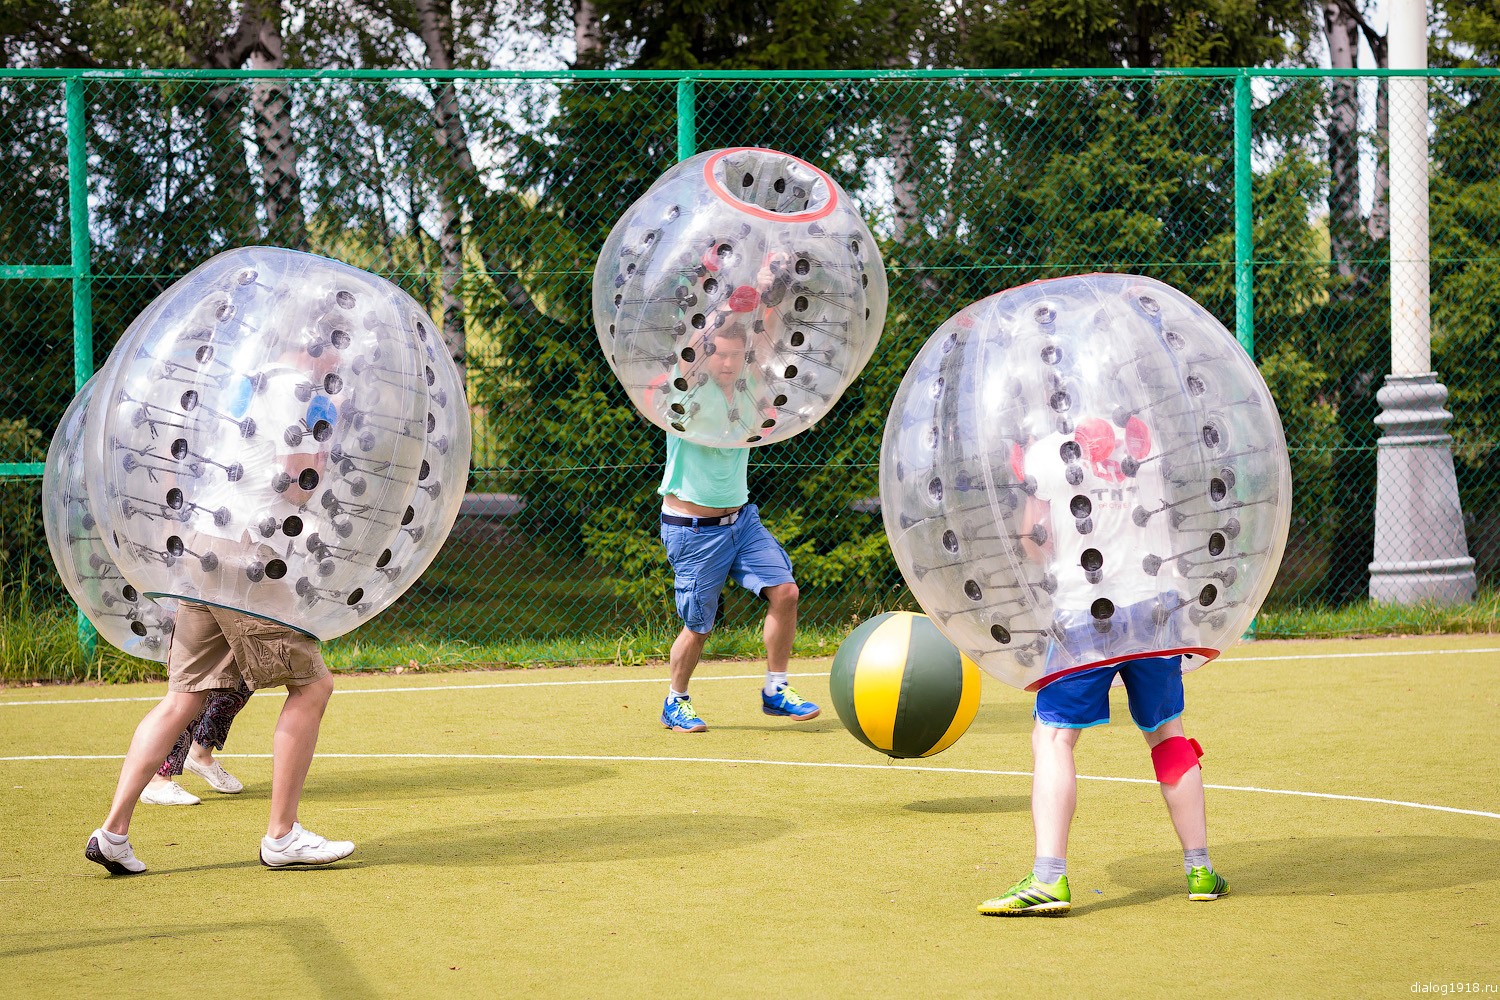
[1020,418,1172,612]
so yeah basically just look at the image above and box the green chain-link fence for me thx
[1,68,1497,674]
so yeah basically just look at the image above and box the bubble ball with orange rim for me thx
[593,147,888,447]
[879,274,1292,692]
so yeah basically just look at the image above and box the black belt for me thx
[661,508,742,528]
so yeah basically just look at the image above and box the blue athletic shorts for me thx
[660,504,795,633]
[1034,655,1185,731]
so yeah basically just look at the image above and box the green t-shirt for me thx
[657,377,756,507]
[659,435,750,508]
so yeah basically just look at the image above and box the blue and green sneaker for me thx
[761,685,821,720]
[1187,866,1230,901]
[661,696,708,733]
[977,874,1071,917]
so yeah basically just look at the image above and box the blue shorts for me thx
[660,504,795,633]
[1034,655,1185,731]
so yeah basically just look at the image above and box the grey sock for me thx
[1184,847,1211,874]
[1032,856,1067,883]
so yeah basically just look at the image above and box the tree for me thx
[498,0,1335,625]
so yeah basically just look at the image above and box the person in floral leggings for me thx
[138,681,251,806]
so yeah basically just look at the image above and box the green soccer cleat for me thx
[977,873,1071,917]
[1187,866,1230,901]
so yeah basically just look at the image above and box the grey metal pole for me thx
[1368,0,1476,604]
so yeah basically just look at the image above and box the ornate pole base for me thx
[1369,374,1477,605]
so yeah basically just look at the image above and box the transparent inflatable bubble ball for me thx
[43,375,176,661]
[82,246,471,641]
[593,147,889,447]
[878,273,1291,692]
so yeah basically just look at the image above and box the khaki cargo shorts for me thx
[167,601,330,693]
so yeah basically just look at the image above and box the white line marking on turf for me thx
[4,644,1499,708]
[1215,646,1500,664]
[3,751,1496,820]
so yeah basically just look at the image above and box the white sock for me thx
[764,671,788,696]
[668,689,689,703]
[1033,856,1067,883]
[269,827,297,848]
[101,829,128,845]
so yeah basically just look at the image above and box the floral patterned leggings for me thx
[156,681,253,779]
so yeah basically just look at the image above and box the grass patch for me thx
[0,600,164,685]
[0,601,866,684]
[5,586,1498,686]
[1256,587,1500,639]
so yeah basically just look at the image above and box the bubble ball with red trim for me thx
[42,374,176,660]
[81,246,471,642]
[593,147,888,447]
[878,273,1291,692]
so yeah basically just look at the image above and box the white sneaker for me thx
[184,756,244,794]
[259,823,355,868]
[139,779,201,806]
[85,829,146,874]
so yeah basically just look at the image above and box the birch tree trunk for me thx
[201,14,262,246]
[248,0,307,248]
[413,0,470,386]
[1352,3,1391,242]
[1324,0,1362,284]
[406,0,594,398]
[574,0,603,67]
[1368,65,1390,242]
[200,0,305,249]
[886,44,920,248]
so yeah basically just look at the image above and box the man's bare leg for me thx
[1031,721,1082,859]
[103,691,210,835]
[267,674,333,839]
[1143,718,1207,851]
[669,626,710,694]
[761,582,798,674]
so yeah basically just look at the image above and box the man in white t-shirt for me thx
[1019,415,1171,625]
[981,414,1228,916]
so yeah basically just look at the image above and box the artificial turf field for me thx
[1,635,1497,999]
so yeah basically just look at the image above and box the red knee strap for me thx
[1151,736,1204,784]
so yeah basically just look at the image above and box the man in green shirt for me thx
[657,321,821,732]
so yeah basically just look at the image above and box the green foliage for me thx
[1437,0,1500,65]
[0,430,48,599]
[2,1,1500,664]
[1256,347,1341,544]
[582,515,674,620]
[949,0,1315,69]
[583,0,922,70]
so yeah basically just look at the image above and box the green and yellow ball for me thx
[829,611,982,759]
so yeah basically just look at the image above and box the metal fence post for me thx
[1234,70,1257,640]
[1233,71,1253,359]
[676,76,696,162]
[66,76,98,660]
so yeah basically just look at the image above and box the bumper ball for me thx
[879,274,1291,691]
[80,247,470,641]
[593,147,887,447]
[42,375,175,660]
